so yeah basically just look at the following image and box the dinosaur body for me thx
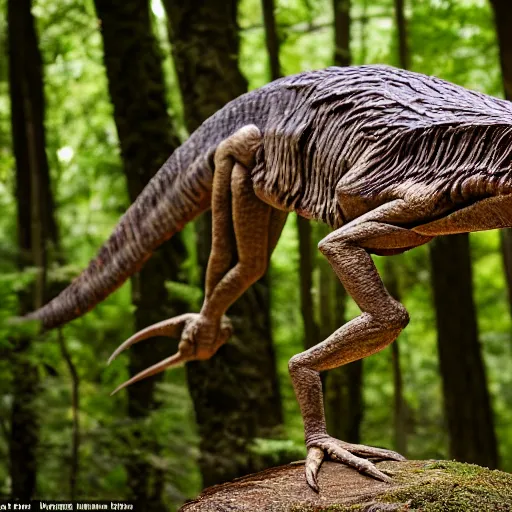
[27,65,512,491]
[254,66,512,226]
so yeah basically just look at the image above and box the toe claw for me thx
[336,442,406,462]
[305,468,319,493]
[364,463,393,483]
[305,447,323,492]
[306,436,400,490]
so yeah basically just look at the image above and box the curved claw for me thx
[108,313,196,364]
[341,442,406,462]
[109,313,234,395]
[305,436,397,492]
[110,351,188,396]
[326,443,392,483]
[305,447,324,493]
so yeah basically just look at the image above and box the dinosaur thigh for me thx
[411,194,512,236]
[250,163,294,212]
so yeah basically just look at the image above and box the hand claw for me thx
[108,313,195,364]
[110,351,188,396]
[109,313,234,394]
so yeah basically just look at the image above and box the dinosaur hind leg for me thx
[412,193,512,236]
[288,199,433,491]
[199,161,274,320]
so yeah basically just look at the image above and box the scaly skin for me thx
[27,65,512,491]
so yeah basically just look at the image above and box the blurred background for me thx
[1,0,512,509]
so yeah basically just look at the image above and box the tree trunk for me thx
[333,0,351,67]
[383,259,407,456]
[261,0,281,81]
[322,0,363,444]
[298,217,319,350]
[7,0,58,498]
[393,0,409,70]
[260,0,319,354]
[430,235,498,468]
[388,0,410,457]
[93,1,188,509]
[163,0,284,487]
[489,0,512,319]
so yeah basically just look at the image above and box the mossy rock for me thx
[378,460,512,511]
[180,459,512,511]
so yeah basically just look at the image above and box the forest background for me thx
[1,0,512,510]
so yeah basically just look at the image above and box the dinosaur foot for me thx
[108,313,232,395]
[305,435,405,492]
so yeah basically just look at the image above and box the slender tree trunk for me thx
[383,260,407,456]
[7,0,58,499]
[260,0,319,352]
[490,0,512,100]
[333,0,351,67]
[430,236,498,468]
[393,0,409,70]
[322,0,363,444]
[94,1,188,509]
[298,218,319,349]
[489,0,512,319]
[388,0,410,456]
[163,0,283,487]
[58,331,80,500]
[359,0,368,64]
[261,0,281,81]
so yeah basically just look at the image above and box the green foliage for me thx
[165,281,203,311]
[2,0,512,508]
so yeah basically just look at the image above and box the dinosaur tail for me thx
[26,141,214,330]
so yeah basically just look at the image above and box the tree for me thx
[163,0,284,487]
[489,0,512,318]
[260,0,320,355]
[321,0,364,444]
[430,235,498,468]
[382,259,407,455]
[261,0,281,83]
[414,0,499,469]
[388,0,410,456]
[93,1,188,509]
[7,0,58,498]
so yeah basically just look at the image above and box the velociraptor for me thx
[26,65,512,491]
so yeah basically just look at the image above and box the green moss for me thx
[379,460,512,511]
[287,461,512,512]
[290,504,364,512]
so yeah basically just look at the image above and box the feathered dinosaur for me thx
[26,65,512,491]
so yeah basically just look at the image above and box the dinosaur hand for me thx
[179,314,232,360]
[108,313,232,395]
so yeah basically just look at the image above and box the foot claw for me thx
[339,442,406,462]
[305,446,324,492]
[305,435,403,491]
